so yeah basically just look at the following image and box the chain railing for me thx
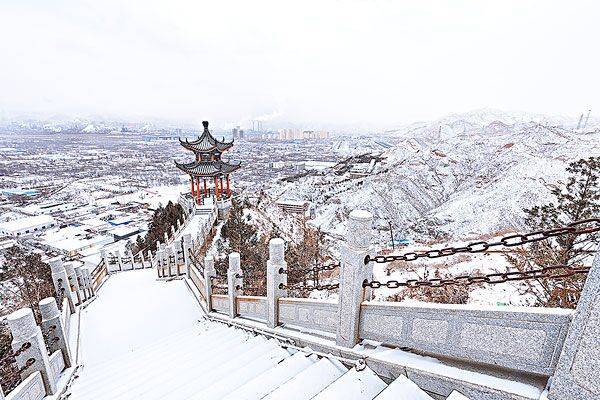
[279,282,340,291]
[362,264,591,289]
[364,218,600,265]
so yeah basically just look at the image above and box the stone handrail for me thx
[180,208,600,399]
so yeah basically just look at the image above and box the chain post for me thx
[39,297,72,369]
[63,262,81,305]
[183,234,192,278]
[7,307,57,395]
[267,238,287,328]
[48,257,75,314]
[337,209,373,348]
[147,249,153,269]
[549,244,600,399]
[73,265,88,303]
[227,252,242,318]
[156,250,164,278]
[204,255,216,311]
[115,250,123,272]
[164,231,169,244]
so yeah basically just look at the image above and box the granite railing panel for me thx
[49,350,65,384]
[278,298,338,334]
[189,265,207,303]
[359,301,573,376]
[5,372,45,400]
[60,298,70,341]
[91,261,108,290]
[236,296,268,321]
[211,294,230,314]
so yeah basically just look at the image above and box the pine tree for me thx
[506,157,600,308]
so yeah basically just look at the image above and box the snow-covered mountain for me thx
[269,110,600,244]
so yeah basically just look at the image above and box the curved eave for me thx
[174,160,241,177]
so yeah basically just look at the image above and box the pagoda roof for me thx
[174,159,241,177]
[179,121,233,153]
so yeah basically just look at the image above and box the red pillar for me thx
[226,175,231,197]
[203,179,208,197]
[196,177,201,204]
[190,176,195,198]
[214,176,221,200]
[219,177,224,199]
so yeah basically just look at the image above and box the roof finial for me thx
[202,121,209,129]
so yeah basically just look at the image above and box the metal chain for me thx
[362,264,590,289]
[365,218,600,264]
[279,282,340,291]
[279,263,340,275]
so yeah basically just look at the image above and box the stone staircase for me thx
[67,321,467,400]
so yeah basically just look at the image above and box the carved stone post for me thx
[116,250,123,272]
[39,297,72,368]
[7,308,57,395]
[64,262,81,304]
[549,246,600,400]
[336,209,373,348]
[84,268,95,297]
[156,250,164,278]
[48,257,75,314]
[166,246,174,277]
[204,256,215,311]
[147,250,153,269]
[172,244,180,276]
[227,252,242,319]
[177,219,182,232]
[128,250,134,270]
[183,234,192,278]
[164,231,169,243]
[73,266,88,302]
[171,225,176,239]
[140,251,145,269]
[100,250,110,273]
[267,238,288,328]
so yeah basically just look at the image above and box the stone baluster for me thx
[183,234,192,278]
[267,238,288,328]
[39,297,72,368]
[171,225,177,239]
[100,250,110,273]
[549,245,600,399]
[172,244,180,276]
[147,249,153,269]
[227,252,242,319]
[48,257,75,314]
[73,266,88,302]
[204,256,216,311]
[115,250,123,272]
[128,250,134,270]
[7,308,57,395]
[166,247,173,277]
[177,219,182,232]
[84,268,95,297]
[64,262,81,304]
[336,209,373,348]
[164,231,169,243]
[156,250,164,278]
[140,251,145,268]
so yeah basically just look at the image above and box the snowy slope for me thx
[270,110,600,244]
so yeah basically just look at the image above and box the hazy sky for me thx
[0,0,598,128]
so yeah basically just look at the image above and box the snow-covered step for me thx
[146,337,282,399]
[222,351,318,400]
[191,346,292,399]
[108,335,270,400]
[374,375,434,400]
[263,357,348,400]
[71,325,243,397]
[447,391,470,399]
[312,366,387,400]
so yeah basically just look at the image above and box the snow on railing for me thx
[177,209,600,396]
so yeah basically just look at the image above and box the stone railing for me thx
[181,209,600,400]
[0,255,98,400]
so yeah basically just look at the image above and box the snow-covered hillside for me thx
[270,110,600,245]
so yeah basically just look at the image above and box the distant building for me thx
[0,214,57,237]
[275,200,309,214]
[0,188,39,197]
